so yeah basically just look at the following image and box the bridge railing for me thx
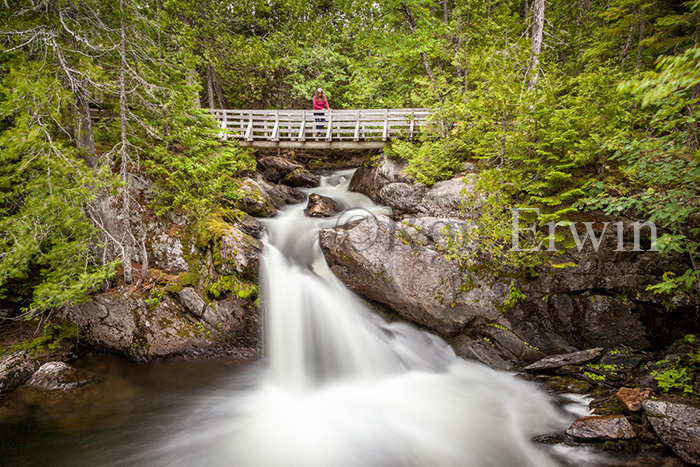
[209,108,430,145]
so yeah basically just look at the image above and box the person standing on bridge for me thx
[313,88,331,137]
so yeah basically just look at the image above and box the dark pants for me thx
[314,112,325,133]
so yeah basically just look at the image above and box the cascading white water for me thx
[142,170,593,467]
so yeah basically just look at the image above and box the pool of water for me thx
[0,352,258,467]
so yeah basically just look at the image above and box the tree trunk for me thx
[524,0,530,39]
[188,68,201,107]
[464,13,470,96]
[443,0,448,23]
[119,0,133,284]
[206,63,216,109]
[213,70,228,108]
[75,91,96,164]
[527,0,545,90]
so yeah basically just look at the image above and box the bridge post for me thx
[245,110,253,141]
[221,110,228,140]
[410,108,415,140]
[354,109,360,141]
[272,110,280,141]
[298,111,306,141]
[325,110,333,141]
[382,109,389,141]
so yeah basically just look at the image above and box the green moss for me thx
[205,274,258,301]
[196,216,233,250]
[166,272,200,293]
[2,319,82,358]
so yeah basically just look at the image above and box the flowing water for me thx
[0,170,596,466]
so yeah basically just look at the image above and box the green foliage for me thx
[503,282,526,309]
[385,140,462,185]
[584,371,607,382]
[145,112,256,217]
[0,54,118,317]
[145,288,165,308]
[652,367,694,394]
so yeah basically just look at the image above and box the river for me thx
[0,170,596,466]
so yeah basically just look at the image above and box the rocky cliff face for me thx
[58,154,322,360]
[320,155,700,369]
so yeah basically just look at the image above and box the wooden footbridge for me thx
[209,108,431,149]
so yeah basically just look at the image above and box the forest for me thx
[1,0,699,316]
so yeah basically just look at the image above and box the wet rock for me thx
[28,362,91,391]
[305,193,342,218]
[256,175,306,208]
[643,399,700,465]
[283,168,320,188]
[566,415,636,440]
[616,387,654,412]
[541,376,592,394]
[233,212,266,239]
[525,348,604,371]
[239,178,277,217]
[533,433,566,445]
[0,351,40,393]
[479,324,544,364]
[218,226,262,279]
[600,353,643,370]
[452,335,514,371]
[259,156,304,184]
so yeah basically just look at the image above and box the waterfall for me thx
[144,170,590,467]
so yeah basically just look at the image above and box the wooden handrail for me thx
[209,108,430,146]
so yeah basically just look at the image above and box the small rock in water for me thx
[0,350,40,392]
[643,399,700,466]
[28,361,92,391]
[305,193,341,218]
[533,433,566,445]
[616,387,654,412]
[566,415,636,440]
[525,348,604,371]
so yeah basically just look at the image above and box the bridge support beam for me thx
[238,141,386,149]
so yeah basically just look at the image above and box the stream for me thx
[0,170,597,466]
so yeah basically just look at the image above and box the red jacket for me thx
[313,95,329,110]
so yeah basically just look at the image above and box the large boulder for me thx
[27,362,92,391]
[320,215,500,336]
[0,351,39,393]
[60,290,260,360]
[643,399,700,465]
[259,156,304,184]
[320,206,699,366]
[349,154,413,202]
[283,168,320,188]
[305,193,342,218]
[239,176,305,217]
[217,226,263,280]
[349,154,481,218]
